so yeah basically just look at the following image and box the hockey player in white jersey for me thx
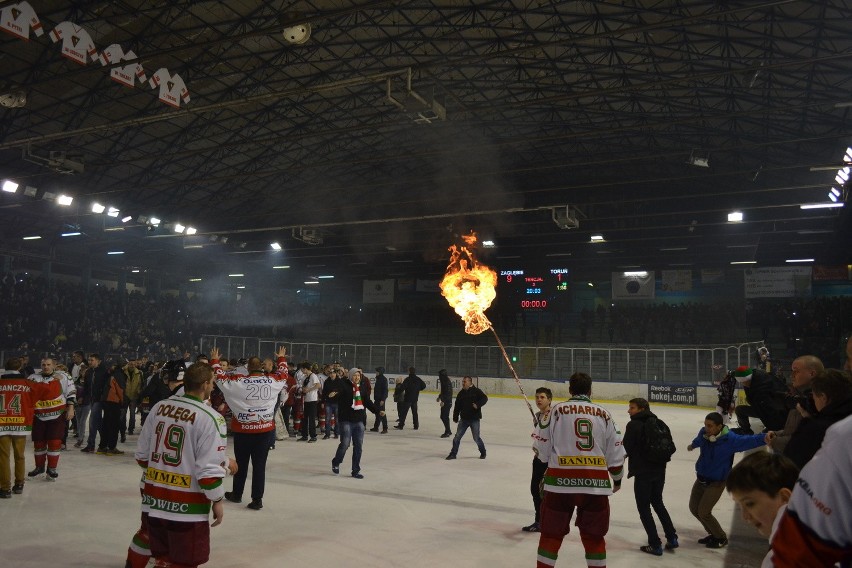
[533,372,625,568]
[133,362,227,568]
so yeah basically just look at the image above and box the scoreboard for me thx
[498,268,570,311]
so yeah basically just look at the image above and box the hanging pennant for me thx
[99,44,147,88]
[0,1,44,40]
[49,21,98,65]
[149,68,190,107]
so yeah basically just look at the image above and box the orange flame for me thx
[440,232,497,335]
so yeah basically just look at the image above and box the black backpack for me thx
[643,415,677,464]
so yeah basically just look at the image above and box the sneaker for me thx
[393,425,404,430]
[697,535,713,545]
[445,454,456,460]
[640,545,663,556]
[12,484,23,495]
[308,438,317,443]
[107,448,125,456]
[332,462,339,475]
[705,537,728,549]
[27,466,45,478]
[351,472,364,479]
[322,434,330,439]
[522,522,540,532]
[480,451,486,459]
[46,468,58,480]
[369,428,379,432]
[224,492,242,503]
[247,499,263,510]
[96,448,109,455]
[0,489,10,499]
[80,446,95,453]
[665,538,679,550]
[440,432,451,438]
[380,430,387,434]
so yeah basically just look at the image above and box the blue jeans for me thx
[324,403,339,436]
[75,404,90,444]
[87,401,103,448]
[450,418,486,456]
[333,421,365,475]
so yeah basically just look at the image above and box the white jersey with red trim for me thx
[28,371,75,421]
[212,357,288,434]
[533,395,625,496]
[49,21,98,65]
[99,44,147,87]
[148,68,190,107]
[771,414,852,567]
[0,1,43,40]
[135,394,227,522]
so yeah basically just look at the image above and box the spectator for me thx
[446,376,488,460]
[686,411,768,549]
[322,367,341,439]
[97,359,127,456]
[297,361,320,442]
[733,366,788,434]
[122,358,142,438]
[622,398,678,555]
[768,355,823,454]
[370,367,388,434]
[81,353,108,453]
[329,367,382,479]
[436,369,453,438]
[395,367,425,430]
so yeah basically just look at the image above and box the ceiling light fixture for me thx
[304,281,319,285]
[189,278,202,282]
[149,217,161,226]
[272,265,290,269]
[57,194,73,206]
[730,261,757,265]
[121,215,133,223]
[173,223,185,234]
[270,242,282,251]
[61,232,81,237]
[131,269,140,273]
[659,247,687,251]
[317,275,334,279]
[107,251,124,255]
[2,180,18,193]
[800,203,844,209]
[22,235,41,240]
[228,273,243,277]
[727,211,744,222]
[785,258,814,263]
[590,235,605,243]
[107,207,119,218]
[91,203,105,213]
[482,240,495,247]
[623,271,648,277]
[186,227,197,235]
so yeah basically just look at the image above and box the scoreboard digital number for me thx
[499,268,569,311]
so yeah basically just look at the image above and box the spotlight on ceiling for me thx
[121,215,133,223]
[2,180,18,193]
[107,207,119,218]
[727,211,744,223]
[590,234,605,243]
[186,227,197,235]
[282,23,311,44]
[687,149,710,168]
[149,217,161,226]
[270,242,282,251]
[173,223,185,234]
[91,203,105,214]
[57,194,73,206]
[23,186,38,197]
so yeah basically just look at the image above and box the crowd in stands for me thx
[1,272,850,367]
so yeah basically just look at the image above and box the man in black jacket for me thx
[81,353,109,453]
[329,368,382,478]
[395,367,426,430]
[370,367,388,434]
[623,398,678,555]
[322,368,342,440]
[446,376,487,460]
[733,366,788,434]
[97,359,127,455]
[436,369,453,438]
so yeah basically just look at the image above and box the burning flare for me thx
[440,232,497,335]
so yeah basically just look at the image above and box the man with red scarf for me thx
[328,368,383,479]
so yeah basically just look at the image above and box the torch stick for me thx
[489,326,537,423]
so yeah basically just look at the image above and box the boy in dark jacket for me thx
[446,376,487,460]
[623,398,678,555]
[687,411,769,549]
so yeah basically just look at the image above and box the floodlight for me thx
[107,207,119,218]
[727,211,744,222]
[61,232,81,237]
[91,203,105,214]
[785,258,814,263]
[107,251,124,255]
[173,223,185,233]
[121,216,133,223]
[2,180,18,193]
[57,194,73,206]
[186,227,197,235]
[149,217,161,226]
[590,235,605,242]
[270,242,282,250]
[623,271,648,277]
[23,186,38,197]
[845,147,852,163]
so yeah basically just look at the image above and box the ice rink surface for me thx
[0,396,768,567]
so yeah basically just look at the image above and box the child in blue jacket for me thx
[686,411,769,549]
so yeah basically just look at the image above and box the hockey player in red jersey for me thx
[28,357,75,480]
[0,357,40,497]
[533,372,625,568]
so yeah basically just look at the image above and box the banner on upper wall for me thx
[363,279,395,303]
[661,269,692,291]
[649,384,697,405]
[397,278,416,292]
[416,279,440,293]
[611,271,655,300]
[812,265,851,281]
[744,266,812,298]
[701,268,725,285]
